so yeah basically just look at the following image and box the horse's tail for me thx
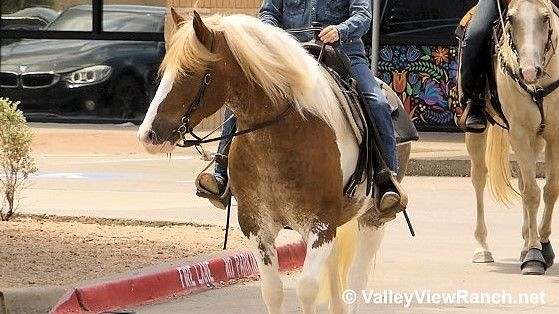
[486,125,519,204]
[316,219,359,304]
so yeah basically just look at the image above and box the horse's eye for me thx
[543,15,550,23]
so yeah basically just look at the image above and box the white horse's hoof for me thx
[473,251,494,263]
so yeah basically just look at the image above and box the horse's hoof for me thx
[521,248,547,275]
[473,251,494,263]
[541,241,555,268]
[519,250,528,262]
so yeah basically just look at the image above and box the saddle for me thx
[302,39,418,197]
[302,40,419,145]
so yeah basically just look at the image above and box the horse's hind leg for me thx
[466,131,494,263]
[539,143,559,267]
[347,218,385,313]
[298,225,336,314]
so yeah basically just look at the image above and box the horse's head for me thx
[138,10,236,153]
[507,0,557,84]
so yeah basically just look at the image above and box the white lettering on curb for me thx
[177,261,215,289]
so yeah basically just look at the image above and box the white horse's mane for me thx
[161,14,347,135]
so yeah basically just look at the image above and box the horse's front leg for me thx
[298,221,336,314]
[510,129,545,275]
[240,214,283,314]
[466,132,494,263]
[539,142,559,268]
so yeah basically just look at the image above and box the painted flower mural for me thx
[378,45,460,129]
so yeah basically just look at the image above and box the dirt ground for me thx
[0,215,248,289]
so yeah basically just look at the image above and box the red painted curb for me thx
[50,241,306,313]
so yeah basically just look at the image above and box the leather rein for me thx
[498,8,558,134]
[173,27,323,148]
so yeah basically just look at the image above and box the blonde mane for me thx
[161,14,348,135]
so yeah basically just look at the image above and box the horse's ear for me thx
[170,7,185,26]
[192,11,213,50]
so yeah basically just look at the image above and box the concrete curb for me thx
[407,157,545,178]
[49,241,306,313]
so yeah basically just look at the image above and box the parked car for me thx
[1,7,59,46]
[0,5,166,121]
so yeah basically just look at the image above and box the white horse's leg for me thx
[298,230,335,314]
[538,143,559,267]
[347,222,385,313]
[249,233,283,314]
[466,132,494,262]
[540,144,559,242]
[510,130,545,274]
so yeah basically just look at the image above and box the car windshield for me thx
[47,8,161,32]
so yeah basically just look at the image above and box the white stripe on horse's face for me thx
[138,69,176,151]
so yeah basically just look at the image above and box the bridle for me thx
[498,2,558,134]
[172,31,294,149]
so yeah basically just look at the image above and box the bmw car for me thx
[0,5,166,121]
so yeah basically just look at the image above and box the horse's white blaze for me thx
[137,69,175,143]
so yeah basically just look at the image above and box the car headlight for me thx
[66,65,112,85]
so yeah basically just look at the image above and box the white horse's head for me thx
[507,0,557,83]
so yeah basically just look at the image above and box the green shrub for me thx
[0,98,37,221]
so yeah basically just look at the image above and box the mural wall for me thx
[378,45,461,131]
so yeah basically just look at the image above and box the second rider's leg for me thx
[459,0,498,132]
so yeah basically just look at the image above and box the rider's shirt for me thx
[259,0,371,59]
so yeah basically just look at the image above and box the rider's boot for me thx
[195,110,236,209]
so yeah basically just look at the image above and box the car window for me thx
[47,8,162,32]
[380,0,478,41]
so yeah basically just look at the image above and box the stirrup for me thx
[458,100,487,133]
[195,176,231,210]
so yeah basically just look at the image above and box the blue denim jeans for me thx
[460,0,497,98]
[350,55,398,171]
[215,56,398,176]
[215,108,236,179]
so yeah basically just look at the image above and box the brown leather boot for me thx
[377,171,408,223]
[195,172,230,209]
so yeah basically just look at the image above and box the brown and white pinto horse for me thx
[138,10,411,313]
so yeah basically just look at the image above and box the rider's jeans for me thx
[350,55,398,171]
[215,57,399,178]
[460,0,498,98]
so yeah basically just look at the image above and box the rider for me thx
[197,0,406,215]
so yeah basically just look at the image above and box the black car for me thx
[0,5,165,121]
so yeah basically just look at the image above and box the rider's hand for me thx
[319,25,340,43]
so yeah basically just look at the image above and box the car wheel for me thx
[110,75,147,120]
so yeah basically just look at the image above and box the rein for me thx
[497,4,558,134]
[174,26,324,148]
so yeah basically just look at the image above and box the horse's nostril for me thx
[147,130,156,143]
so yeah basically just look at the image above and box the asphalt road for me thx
[132,175,559,313]
[23,124,559,313]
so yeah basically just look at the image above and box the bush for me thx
[0,98,37,221]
